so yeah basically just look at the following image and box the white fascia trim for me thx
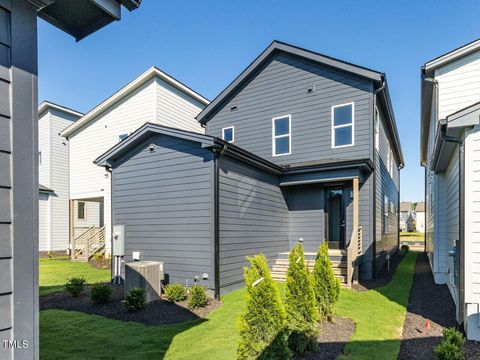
[60,66,210,138]
[38,101,84,118]
[272,114,292,157]
[425,38,480,71]
[331,102,355,149]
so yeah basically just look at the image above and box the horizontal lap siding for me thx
[112,135,214,288]
[218,157,289,291]
[206,52,373,165]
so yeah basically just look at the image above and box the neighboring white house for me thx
[421,38,480,340]
[38,101,83,253]
[399,202,414,232]
[415,202,425,233]
[59,66,209,255]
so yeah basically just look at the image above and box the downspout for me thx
[439,122,465,328]
[106,166,114,282]
[372,80,385,277]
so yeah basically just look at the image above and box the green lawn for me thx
[40,252,416,360]
[39,257,110,296]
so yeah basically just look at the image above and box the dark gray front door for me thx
[325,187,346,249]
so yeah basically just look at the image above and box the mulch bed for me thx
[89,257,111,270]
[398,252,457,360]
[40,283,221,326]
[352,250,406,292]
[296,317,356,360]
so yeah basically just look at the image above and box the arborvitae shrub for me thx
[64,277,86,297]
[124,287,146,311]
[285,243,319,355]
[90,283,112,304]
[237,254,291,360]
[312,241,340,321]
[164,283,187,302]
[187,285,208,309]
[434,328,465,360]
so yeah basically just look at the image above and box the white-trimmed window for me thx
[332,102,354,148]
[77,201,86,220]
[222,126,234,143]
[384,195,389,234]
[272,115,291,156]
[374,107,380,151]
[386,142,392,176]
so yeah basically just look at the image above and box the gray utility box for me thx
[125,261,164,302]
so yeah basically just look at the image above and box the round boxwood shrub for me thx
[187,285,208,309]
[237,253,291,360]
[434,327,465,360]
[164,283,187,302]
[124,287,146,311]
[312,241,340,321]
[64,277,86,297]
[90,283,112,304]
[285,243,319,355]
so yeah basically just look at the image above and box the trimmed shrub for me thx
[64,277,86,297]
[312,241,340,321]
[90,283,112,304]
[164,283,187,302]
[187,285,208,309]
[93,252,104,262]
[237,254,291,360]
[285,243,319,355]
[124,287,146,311]
[434,327,465,360]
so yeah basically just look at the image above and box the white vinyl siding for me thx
[38,193,50,251]
[436,50,480,119]
[38,112,50,187]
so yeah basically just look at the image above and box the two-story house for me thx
[421,38,480,340]
[95,41,404,297]
[38,101,83,254]
[59,66,209,259]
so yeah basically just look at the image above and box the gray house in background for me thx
[96,41,404,297]
[0,1,140,359]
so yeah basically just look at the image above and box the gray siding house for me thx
[96,42,404,297]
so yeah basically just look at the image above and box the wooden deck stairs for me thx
[270,250,348,285]
[72,226,106,262]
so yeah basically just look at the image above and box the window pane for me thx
[223,128,233,142]
[0,8,10,46]
[334,126,352,146]
[274,117,289,136]
[0,43,10,68]
[334,104,352,126]
[275,137,290,155]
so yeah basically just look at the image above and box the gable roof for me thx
[38,101,84,118]
[196,40,383,125]
[60,66,210,138]
[415,202,425,212]
[400,202,412,212]
[195,40,404,168]
[424,38,480,76]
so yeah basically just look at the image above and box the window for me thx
[119,133,128,142]
[332,103,354,148]
[386,142,391,176]
[38,151,42,165]
[374,107,380,151]
[0,7,11,68]
[222,126,234,143]
[77,201,86,220]
[272,115,291,156]
[384,195,389,234]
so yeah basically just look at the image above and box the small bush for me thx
[64,277,86,297]
[93,252,104,262]
[312,242,340,321]
[90,283,112,304]
[434,327,465,360]
[124,288,146,311]
[237,254,291,360]
[164,283,187,302]
[187,285,208,309]
[285,243,318,355]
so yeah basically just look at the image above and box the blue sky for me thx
[38,0,480,202]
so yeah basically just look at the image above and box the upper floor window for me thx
[272,115,291,156]
[222,126,234,143]
[77,201,86,220]
[38,151,42,165]
[374,107,380,151]
[119,133,129,142]
[332,103,354,148]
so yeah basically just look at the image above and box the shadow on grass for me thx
[40,309,207,360]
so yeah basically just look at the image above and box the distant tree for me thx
[237,254,291,360]
[285,243,319,355]
[312,241,340,321]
